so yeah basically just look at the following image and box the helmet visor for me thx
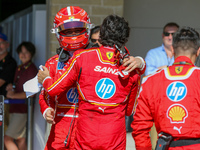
[59,28,86,36]
[57,21,87,32]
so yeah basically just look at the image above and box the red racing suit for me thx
[42,46,144,150]
[39,55,78,150]
[132,56,200,150]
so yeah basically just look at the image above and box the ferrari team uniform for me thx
[42,46,145,150]
[39,55,78,150]
[132,56,200,150]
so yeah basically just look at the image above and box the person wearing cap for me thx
[0,32,17,97]
[0,33,17,136]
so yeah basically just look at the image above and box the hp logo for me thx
[95,78,116,99]
[166,81,187,102]
[67,87,78,103]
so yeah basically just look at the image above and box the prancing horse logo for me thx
[175,66,183,74]
[106,52,113,60]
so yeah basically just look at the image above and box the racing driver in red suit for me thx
[39,6,94,150]
[39,55,79,150]
[39,7,146,150]
[38,15,146,150]
[132,27,200,150]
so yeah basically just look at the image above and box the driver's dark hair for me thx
[173,27,200,54]
[99,14,130,48]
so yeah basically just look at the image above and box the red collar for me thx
[173,56,194,66]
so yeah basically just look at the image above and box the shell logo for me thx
[167,104,188,123]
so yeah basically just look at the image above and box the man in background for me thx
[145,22,179,76]
[90,25,102,47]
[0,32,17,133]
[0,32,17,97]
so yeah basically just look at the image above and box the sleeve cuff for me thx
[43,107,53,119]
[135,56,145,70]
[42,76,51,85]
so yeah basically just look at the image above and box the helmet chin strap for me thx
[57,47,70,62]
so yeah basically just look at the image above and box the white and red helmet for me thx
[51,6,93,51]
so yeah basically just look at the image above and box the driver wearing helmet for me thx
[39,6,146,150]
[39,6,93,150]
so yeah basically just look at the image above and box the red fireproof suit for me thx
[132,56,200,150]
[39,55,78,150]
[42,46,144,150]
